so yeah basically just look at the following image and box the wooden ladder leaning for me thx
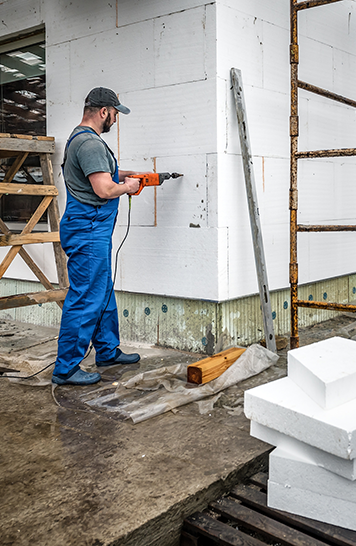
[0,134,68,312]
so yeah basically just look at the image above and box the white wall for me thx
[216,0,356,300]
[1,0,356,303]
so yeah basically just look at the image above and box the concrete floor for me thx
[1,313,355,546]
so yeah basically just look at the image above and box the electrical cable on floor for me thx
[0,196,132,380]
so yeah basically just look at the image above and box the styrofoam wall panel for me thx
[69,23,155,95]
[333,46,356,99]
[0,0,42,36]
[298,36,334,93]
[113,225,220,301]
[119,79,217,160]
[153,7,206,87]
[43,0,117,46]
[216,7,264,89]
[262,22,289,95]
[299,1,356,57]
[251,421,356,481]
[270,447,356,500]
[117,0,210,27]
[268,480,356,531]
[217,0,289,30]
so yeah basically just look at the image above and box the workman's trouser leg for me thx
[54,210,120,376]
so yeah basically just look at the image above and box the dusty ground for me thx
[1,313,355,546]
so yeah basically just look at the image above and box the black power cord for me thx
[0,196,132,380]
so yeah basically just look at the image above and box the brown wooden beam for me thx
[0,232,60,246]
[0,135,55,154]
[0,182,58,196]
[0,288,68,311]
[3,152,29,184]
[40,154,69,288]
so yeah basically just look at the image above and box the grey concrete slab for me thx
[1,314,354,546]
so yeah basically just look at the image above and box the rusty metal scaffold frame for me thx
[290,0,356,349]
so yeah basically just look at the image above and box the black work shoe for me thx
[96,348,140,367]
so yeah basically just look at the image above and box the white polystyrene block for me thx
[44,0,116,46]
[301,2,356,57]
[307,96,356,152]
[244,376,356,459]
[270,447,356,502]
[216,6,264,88]
[268,479,356,531]
[117,0,208,28]
[154,7,206,87]
[119,79,217,159]
[288,337,356,410]
[298,36,334,95]
[68,23,155,95]
[218,0,289,29]
[251,421,356,481]
[0,0,41,36]
[226,85,289,159]
[262,22,289,95]
[113,226,220,301]
[333,48,356,101]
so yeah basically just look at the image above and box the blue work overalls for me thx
[54,131,120,376]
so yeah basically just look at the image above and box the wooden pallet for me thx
[0,134,68,310]
[181,472,356,546]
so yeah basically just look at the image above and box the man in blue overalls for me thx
[52,87,141,386]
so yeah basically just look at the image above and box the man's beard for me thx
[102,113,112,133]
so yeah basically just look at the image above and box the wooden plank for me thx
[40,153,69,288]
[184,512,266,546]
[0,196,53,278]
[249,472,268,491]
[0,136,55,154]
[231,68,276,354]
[230,485,356,546]
[0,218,62,309]
[0,232,60,246]
[0,134,54,141]
[0,182,58,196]
[187,347,246,384]
[210,497,329,546]
[0,288,68,311]
[22,195,53,234]
[3,152,29,184]
[180,530,199,546]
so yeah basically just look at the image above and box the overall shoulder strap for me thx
[62,129,97,171]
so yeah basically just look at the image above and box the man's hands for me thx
[124,177,140,195]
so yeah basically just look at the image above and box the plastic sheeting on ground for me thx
[81,344,279,423]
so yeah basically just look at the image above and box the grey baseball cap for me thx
[85,87,130,114]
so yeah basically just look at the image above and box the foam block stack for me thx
[244,336,356,531]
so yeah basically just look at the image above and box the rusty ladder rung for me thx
[297,300,356,313]
[298,80,356,109]
[296,148,356,159]
[298,225,356,232]
[296,0,343,11]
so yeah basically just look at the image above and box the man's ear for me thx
[100,107,108,118]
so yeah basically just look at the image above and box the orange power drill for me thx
[129,172,183,196]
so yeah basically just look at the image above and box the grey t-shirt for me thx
[63,126,116,206]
